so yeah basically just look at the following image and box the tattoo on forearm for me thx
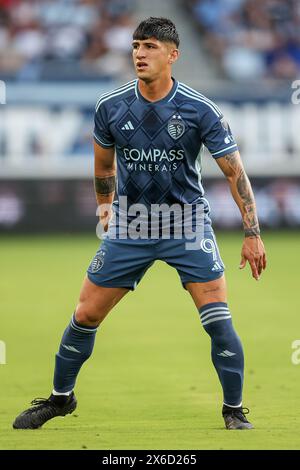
[243,204,260,237]
[94,175,115,195]
[236,172,253,206]
[224,152,260,237]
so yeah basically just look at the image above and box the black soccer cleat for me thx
[222,404,254,430]
[13,392,77,429]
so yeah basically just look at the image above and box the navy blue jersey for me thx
[94,78,238,226]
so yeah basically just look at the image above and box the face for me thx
[132,37,179,82]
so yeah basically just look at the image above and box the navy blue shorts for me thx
[87,231,225,290]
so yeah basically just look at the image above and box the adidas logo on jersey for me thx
[121,121,134,130]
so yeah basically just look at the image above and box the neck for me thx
[138,75,174,102]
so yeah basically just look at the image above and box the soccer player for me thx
[13,17,266,431]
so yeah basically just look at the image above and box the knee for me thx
[203,321,229,344]
[75,303,102,327]
[199,302,233,339]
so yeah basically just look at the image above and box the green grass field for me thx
[1,232,300,450]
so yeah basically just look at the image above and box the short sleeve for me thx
[93,100,115,148]
[199,106,238,158]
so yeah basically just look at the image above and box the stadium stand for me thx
[1,0,299,231]
[0,0,136,80]
[184,0,300,80]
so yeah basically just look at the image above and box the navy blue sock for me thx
[53,314,98,393]
[199,302,244,406]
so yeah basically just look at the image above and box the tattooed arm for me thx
[94,141,116,232]
[216,150,267,280]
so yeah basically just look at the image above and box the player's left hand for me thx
[239,236,266,280]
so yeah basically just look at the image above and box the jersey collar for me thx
[135,78,178,104]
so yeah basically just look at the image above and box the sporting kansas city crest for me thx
[90,250,105,273]
[168,114,185,140]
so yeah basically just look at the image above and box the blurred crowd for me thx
[0,0,135,80]
[186,0,300,80]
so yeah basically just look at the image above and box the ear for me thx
[169,48,180,65]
